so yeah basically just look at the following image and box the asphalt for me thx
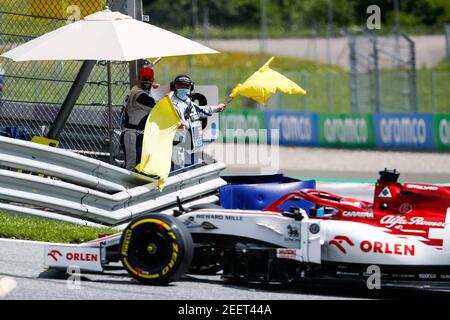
[0,239,361,300]
[2,238,450,300]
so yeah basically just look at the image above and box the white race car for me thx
[44,169,450,290]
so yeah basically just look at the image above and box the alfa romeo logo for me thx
[398,202,412,214]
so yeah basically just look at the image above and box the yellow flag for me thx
[136,95,181,191]
[230,57,306,105]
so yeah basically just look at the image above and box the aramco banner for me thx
[265,111,319,146]
[218,110,447,151]
[318,113,374,148]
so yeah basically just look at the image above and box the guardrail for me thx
[0,136,227,228]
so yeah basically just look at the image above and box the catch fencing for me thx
[1,2,450,160]
[345,29,417,114]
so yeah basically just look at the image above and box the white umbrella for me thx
[0,9,218,61]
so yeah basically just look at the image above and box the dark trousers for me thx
[120,129,143,171]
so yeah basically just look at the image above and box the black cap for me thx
[174,74,193,85]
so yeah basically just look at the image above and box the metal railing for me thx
[0,135,226,228]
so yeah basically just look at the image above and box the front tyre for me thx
[120,214,193,285]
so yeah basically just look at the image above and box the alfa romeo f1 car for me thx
[44,169,450,290]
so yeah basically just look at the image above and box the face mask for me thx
[141,81,152,90]
[176,88,190,100]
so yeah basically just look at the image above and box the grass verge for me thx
[0,213,116,244]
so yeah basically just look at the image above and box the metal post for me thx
[393,0,400,35]
[47,60,96,140]
[402,72,408,112]
[372,35,381,113]
[326,0,333,112]
[127,0,144,89]
[431,72,437,113]
[203,2,209,45]
[190,0,199,76]
[403,33,418,113]
[192,0,199,37]
[445,25,450,64]
[107,61,113,164]
[260,0,267,55]
[393,0,401,70]
[347,32,358,113]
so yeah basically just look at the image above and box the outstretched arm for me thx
[195,103,227,117]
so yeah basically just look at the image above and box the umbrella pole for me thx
[107,61,113,164]
[47,60,96,140]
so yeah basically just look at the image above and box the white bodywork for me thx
[44,245,103,273]
[320,207,450,267]
[179,209,322,264]
[43,207,450,279]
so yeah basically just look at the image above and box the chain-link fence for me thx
[346,29,417,114]
[0,0,134,162]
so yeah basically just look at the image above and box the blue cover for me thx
[220,174,315,212]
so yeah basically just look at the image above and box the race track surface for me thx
[0,239,358,300]
[0,238,449,300]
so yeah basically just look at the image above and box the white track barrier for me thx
[0,136,226,227]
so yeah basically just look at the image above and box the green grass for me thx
[0,213,116,243]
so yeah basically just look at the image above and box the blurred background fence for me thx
[345,30,417,114]
[1,0,450,158]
